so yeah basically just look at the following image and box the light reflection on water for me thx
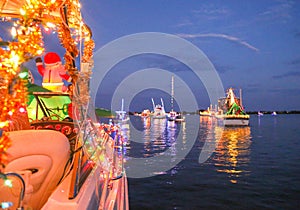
[200,116,252,184]
[215,126,251,183]
[121,116,251,183]
[126,117,186,157]
[126,114,299,209]
[120,115,190,177]
[121,115,251,182]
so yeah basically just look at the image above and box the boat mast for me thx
[171,75,174,111]
[121,98,124,112]
[239,88,243,108]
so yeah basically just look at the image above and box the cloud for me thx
[257,0,293,23]
[214,64,234,74]
[174,19,193,28]
[192,4,230,20]
[294,30,300,38]
[178,33,259,52]
[268,87,300,95]
[288,57,300,66]
[272,71,300,79]
[174,4,231,28]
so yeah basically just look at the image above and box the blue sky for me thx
[81,0,300,111]
[2,0,300,112]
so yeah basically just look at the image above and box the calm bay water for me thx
[123,114,300,210]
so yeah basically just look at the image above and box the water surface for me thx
[123,114,300,209]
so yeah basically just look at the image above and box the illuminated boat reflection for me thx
[213,126,252,184]
[124,116,188,175]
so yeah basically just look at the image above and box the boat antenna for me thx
[161,98,165,112]
[151,98,155,111]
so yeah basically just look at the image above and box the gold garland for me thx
[57,21,79,82]
[0,132,11,171]
[0,62,28,171]
[83,39,95,63]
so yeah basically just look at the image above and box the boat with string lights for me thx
[115,99,129,123]
[215,88,250,126]
[151,98,167,119]
[167,76,185,123]
[0,1,128,209]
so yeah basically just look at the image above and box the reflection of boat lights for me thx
[182,121,186,147]
[214,126,251,184]
[143,117,151,129]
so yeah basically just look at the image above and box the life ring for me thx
[55,124,62,131]
[61,125,72,135]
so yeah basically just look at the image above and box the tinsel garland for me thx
[82,39,95,63]
[0,132,11,172]
[0,71,28,172]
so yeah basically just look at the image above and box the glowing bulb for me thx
[19,71,28,79]
[10,52,20,69]
[37,49,43,55]
[20,8,26,16]
[1,202,13,208]
[0,121,8,128]
[11,27,17,39]
[46,22,55,28]
[8,111,13,116]
[19,107,26,113]
[4,179,13,188]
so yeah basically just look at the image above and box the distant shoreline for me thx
[197,109,300,115]
[247,110,300,115]
[96,108,300,117]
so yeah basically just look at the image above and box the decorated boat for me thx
[216,88,250,126]
[199,104,216,117]
[115,99,129,123]
[140,109,151,118]
[258,111,264,116]
[151,98,166,119]
[167,76,185,122]
[0,1,128,209]
[199,109,213,117]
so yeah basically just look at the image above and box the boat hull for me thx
[223,118,249,126]
[42,167,129,210]
[216,114,250,126]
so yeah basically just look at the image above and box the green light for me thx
[1,201,13,209]
[4,179,13,188]
[19,71,28,79]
